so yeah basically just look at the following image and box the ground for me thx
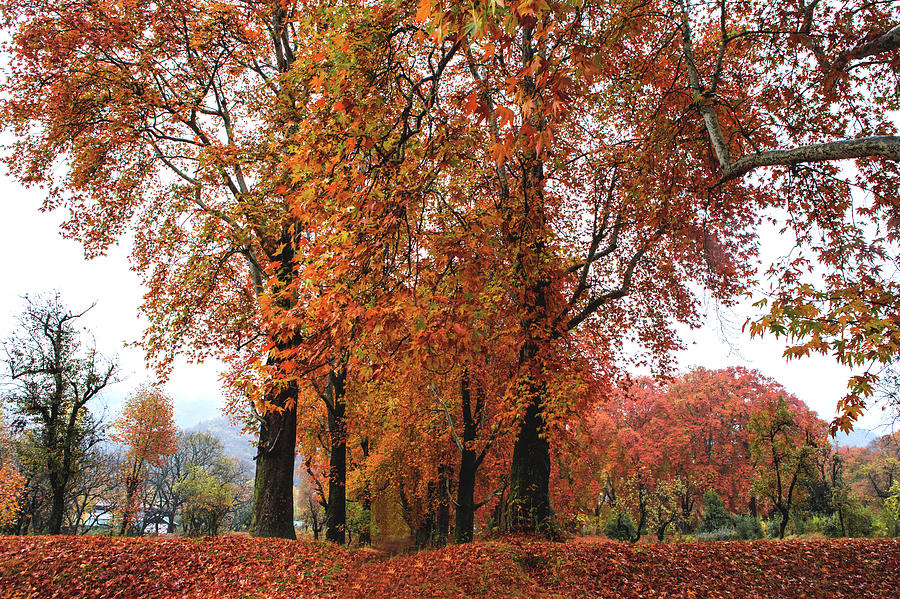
[1,535,897,598]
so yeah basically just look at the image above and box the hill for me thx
[833,427,878,448]
[187,416,256,465]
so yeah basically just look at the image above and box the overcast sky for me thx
[0,172,891,435]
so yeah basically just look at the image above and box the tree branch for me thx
[721,136,900,182]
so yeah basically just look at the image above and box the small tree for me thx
[144,431,247,534]
[604,510,638,542]
[111,386,179,536]
[174,464,234,536]
[750,396,823,539]
[1,294,116,534]
[698,490,733,534]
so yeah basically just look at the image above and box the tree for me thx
[110,386,179,536]
[0,465,25,530]
[174,465,235,536]
[0,417,26,531]
[698,490,733,534]
[403,0,900,533]
[0,294,115,534]
[0,0,317,539]
[63,445,122,535]
[143,430,249,534]
[749,395,826,538]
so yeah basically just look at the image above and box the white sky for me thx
[0,177,225,428]
[0,173,890,434]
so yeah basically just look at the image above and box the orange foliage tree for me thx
[110,386,180,536]
[3,0,900,539]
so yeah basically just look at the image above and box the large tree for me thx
[0,294,116,534]
[401,0,900,532]
[4,0,900,538]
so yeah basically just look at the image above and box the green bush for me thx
[846,507,876,538]
[878,509,900,538]
[824,515,842,538]
[698,490,733,533]
[734,514,763,540]
[697,526,738,542]
[604,511,637,542]
[762,518,782,539]
[823,507,876,538]
[802,514,828,534]
[575,513,602,536]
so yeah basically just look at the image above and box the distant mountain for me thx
[188,416,256,465]
[832,427,877,448]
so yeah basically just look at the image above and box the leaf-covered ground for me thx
[1,535,897,598]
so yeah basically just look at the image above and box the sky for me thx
[0,177,225,428]
[0,172,892,436]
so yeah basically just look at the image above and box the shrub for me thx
[734,514,763,540]
[845,507,876,538]
[604,511,637,542]
[762,519,781,539]
[698,490,733,534]
[803,514,828,535]
[879,509,900,538]
[823,508,876,538]
[697,526,738,542]
[575,513,602,536]
[824,515,843,538]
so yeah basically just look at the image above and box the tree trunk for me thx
[778,506,789,539]
[325,369,347,544]
[455,447,477,543]
[119,472,141,537]
[435,462,451,546]
[415,486,436,549]
[47,477,66,535]
[358,438,372,546]
[505,391,552,533]
[250,383,297,539]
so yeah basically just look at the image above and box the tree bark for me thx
[435,462,452,546]
[505,387,552,533]
[250,382,297,539]
[454,372,485,543]
[47,475,66,535]
[325,369,347,544]
[455,447,477,543]
[358,437,372,546]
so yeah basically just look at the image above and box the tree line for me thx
[0,295,252,536]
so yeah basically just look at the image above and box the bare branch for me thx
[721,136,900,182]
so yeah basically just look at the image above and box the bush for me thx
[822,507,877,538]
[846,507,876,538]
[802,514,828,535]
[574,513,602,536]
[824,515,843,538]
[734,514,763,540]
[696,526,738,542]
[604,511,637,542]
[879,509,900,538]
[698,490,733,534]
[762,519,782,539]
